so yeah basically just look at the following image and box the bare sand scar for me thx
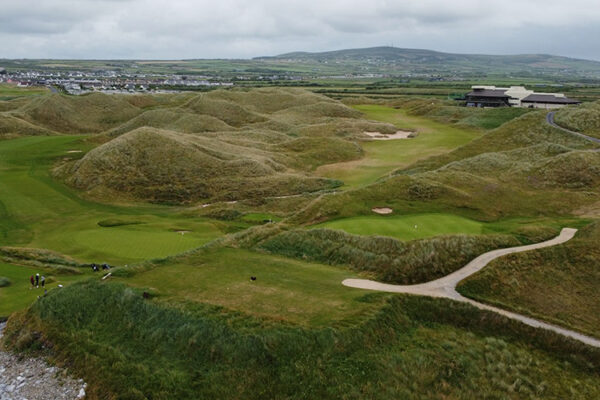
[364,130,413,140]
[372,207,393,215]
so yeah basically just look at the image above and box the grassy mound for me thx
[458,221,600,336]
[258,228,519,284]
[15,93,142,133]
[554,101,600,138]
[5,281,600,399]
[106,109,234,136]
[61,127,340,203]
[0,114,56,138]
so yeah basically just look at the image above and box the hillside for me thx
[256,46,600,76]
[52,88,399,203]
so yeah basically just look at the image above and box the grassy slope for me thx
[116,247,382,327]
[554,101,600,138]
[4,281,599,400]
[458,222,600,337]
[0,84,49,101]
[257,228,520,284]
[315,105,480,188]
[0,136,224,265]
[0,262,89,318]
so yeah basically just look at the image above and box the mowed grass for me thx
[315,105,480,188]
[0,136,224,265]
[0,83,49,100]
[0,262,88,318]
[117,247,385,326]
[312,213,485,241]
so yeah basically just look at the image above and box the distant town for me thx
[0,66,237,94]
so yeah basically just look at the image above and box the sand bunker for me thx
[372,207,393,215]
[364,131,413,140]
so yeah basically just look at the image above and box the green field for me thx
[0,136,225,265]
[312,213,485,241]
[316,105,480,187]
[0,83,49,100]
[1,86,599,399]
[0,262,88,317]
[117,247,383,326]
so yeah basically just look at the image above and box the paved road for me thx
[343,228,600,348]
[546,111,600,145]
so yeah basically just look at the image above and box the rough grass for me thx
[315,104,481,188]
[4,281,600,400]
[296,111,600,225]
[258,228,519,284]
[458,221,600,337]
[554,101,600,138]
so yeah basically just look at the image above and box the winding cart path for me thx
[343,228,600,348]
[546,111,600,145]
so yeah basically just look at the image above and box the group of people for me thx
[29,273,45,289]
[91,263,111,272]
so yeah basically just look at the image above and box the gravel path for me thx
[0,323,87,400]
[546,111,600,145]
[343,228,600,348]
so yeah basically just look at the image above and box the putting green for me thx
[0,136,224,264]
[312,213,485,241]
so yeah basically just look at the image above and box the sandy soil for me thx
[364,130,413,140]
[372,207,393,214]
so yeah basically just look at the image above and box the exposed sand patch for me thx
[364,130,413,140]
[66,150,83,153]
[175,230,192,235]
[372,207,393,215]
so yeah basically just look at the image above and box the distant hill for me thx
[255,46,600,76]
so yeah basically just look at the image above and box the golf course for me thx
[1,85,599,399]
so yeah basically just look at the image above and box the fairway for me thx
[118,247,385,326]
[0,136,225,264]
[0,262,88,317]
[312,213,485,241]
[315,105,480,188]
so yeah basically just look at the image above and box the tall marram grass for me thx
[4,281,600,399]
[258,228,519,284]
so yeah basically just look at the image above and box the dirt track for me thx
[343,228,600,347]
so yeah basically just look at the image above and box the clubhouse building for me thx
[465,86,580,109]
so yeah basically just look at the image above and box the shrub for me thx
[0,276,11,287]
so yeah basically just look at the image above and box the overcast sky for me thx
[1,0,599,60]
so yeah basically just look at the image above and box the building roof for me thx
[466,89,509,98]
[521,94,580,104]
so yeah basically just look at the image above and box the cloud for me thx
[0,0,598,60]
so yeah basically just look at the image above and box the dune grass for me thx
[458,221,600,337]
[0,135,225,265]
[116,247,382,326]
[6,281,600,400]
[315,105,480,188]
